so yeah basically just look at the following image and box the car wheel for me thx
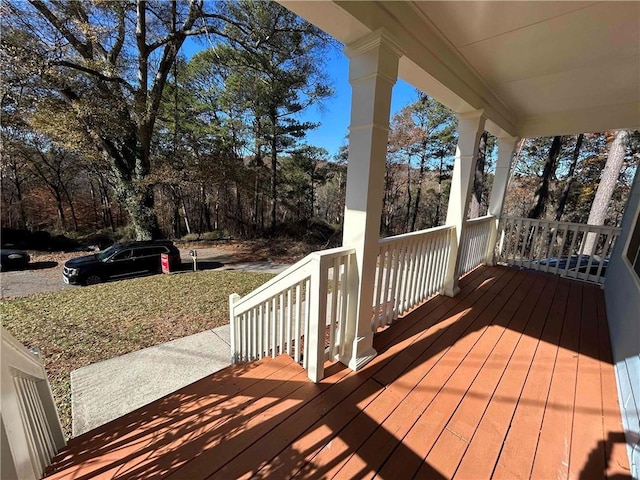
[85,274,102,286]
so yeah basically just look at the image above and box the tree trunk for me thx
[120,181,159,240]
[54,190,66,230]
[470,131,488,218]
[89,181,100,228]
[270,112,278,232]
[555,133,583,221]
[99,178,115,232]
[528,136,563,219]
[10,161,27,229]
[583,130,628,254]
[410,148,427,231]
[435,153,444,227]
[404,161,412,233]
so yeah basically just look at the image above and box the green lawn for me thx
[1,270,274,438]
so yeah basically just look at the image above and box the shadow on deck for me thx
[44,266,631,479]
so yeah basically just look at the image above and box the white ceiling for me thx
[279,1,640,138]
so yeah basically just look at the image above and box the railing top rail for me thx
[2,327,45,380]
[501,216,622,233]
[464,214,494,225]
[233,254,315,309]
[310,246,356,262]
[379,224,454,246]
[233,246,356,311]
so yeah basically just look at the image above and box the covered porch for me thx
[5,2,639,478]
[43,266,630,479]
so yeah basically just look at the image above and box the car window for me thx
[97,245,118,261]
[133,246,166,257]
[131,248,148,258]
[112,250,131,261]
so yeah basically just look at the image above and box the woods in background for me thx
[1,1,637,243]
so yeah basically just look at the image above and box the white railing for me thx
[496,217,621,285]
[373,225,454,330]
[229,246,356,382]
[1,328,65,480]
[458,215,494,277]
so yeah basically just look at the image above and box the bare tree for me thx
[583,130,629,253]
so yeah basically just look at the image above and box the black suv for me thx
[62,241,181,285]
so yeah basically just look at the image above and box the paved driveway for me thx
[1,248,289,299]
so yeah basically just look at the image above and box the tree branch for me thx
[29,0,92,60]
[50,60,134,91]
[108,5,126,64]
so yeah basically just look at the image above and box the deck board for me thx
[530,280,583,479]
[377,269,536,479]
[44,266,631,480]
[490,277,570,480]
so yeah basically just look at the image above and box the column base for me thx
[340,333,377,371]
[347,347,377,371]
[442,284,461,298]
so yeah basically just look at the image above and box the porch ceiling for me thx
[280,1,640,138]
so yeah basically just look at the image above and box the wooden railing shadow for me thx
[45,265,621,479]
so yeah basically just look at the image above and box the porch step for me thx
[44,354,302,479]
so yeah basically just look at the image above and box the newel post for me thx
[486,135,519,265]
[340,30,403,371]
[307,255,328,382]
[229,293,240,363]
[442,111,486,297]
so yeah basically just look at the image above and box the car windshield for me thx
[96,245,118,261]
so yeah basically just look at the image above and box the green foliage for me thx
[505,133,637,224]
[385,92,457,233]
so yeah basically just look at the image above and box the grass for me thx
[1,270,274,439]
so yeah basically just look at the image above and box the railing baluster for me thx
[387,243,400,324]
[329,257,340,359]
[431,233,442,296]
[31,380,56,460]
[382,244,393,328]
[22,379,49,469]
[432,232,444,295]
[286,288,293,356]
[496,217,620,285]
[374,245,386,329]
[3,329,66,480]
[414,236,426,304]
[338,255,349,357]
[403,239,417,311]
[278,293,284,355]
[294,282,302,363]
[303,277,311,370]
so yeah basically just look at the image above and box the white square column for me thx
[341,30,403,371]
[443,111,486,297]
[486,135,519,265]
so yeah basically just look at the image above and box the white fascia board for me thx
[277,1,371,45]
[279,0,519,137]
[336,1,519,135]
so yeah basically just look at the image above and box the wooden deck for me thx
[44,266,631,479]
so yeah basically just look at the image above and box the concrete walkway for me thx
[71,325,232,436]
[70,258,291,436]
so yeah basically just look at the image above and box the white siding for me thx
[605,166,640,479]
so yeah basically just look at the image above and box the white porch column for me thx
[442,111,486,297]
[341,30,403,371]
[486,135,519,265]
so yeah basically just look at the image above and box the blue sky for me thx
[183,38,419,159]
[296,49,419,158]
